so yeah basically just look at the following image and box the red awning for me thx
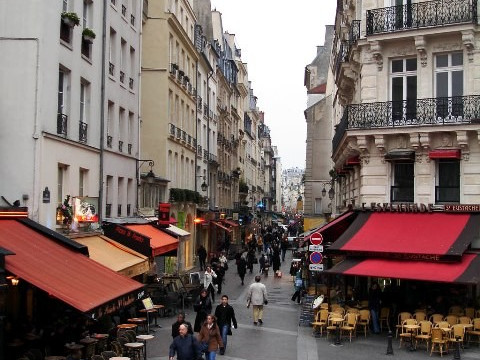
[299,211,357,247]
[429,149,461,159]
[0,220,144,314]
[329,212,480,260]
[326,253,480,284]
[169,217,178,224]
[211,221,232,232]
[125,224,179,256]
[223,220,238,227]
[346,156,360,165]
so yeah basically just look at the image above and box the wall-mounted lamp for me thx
[321,181,335,200]
[7,276,19,286]
[136,160,155,185]
[197,175,208,192]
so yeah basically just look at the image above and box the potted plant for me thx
[82,28,96,43]
[61,12,80,27]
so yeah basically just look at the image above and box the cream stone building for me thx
[331,0,480,210]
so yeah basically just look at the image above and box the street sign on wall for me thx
[309,245,323,252]
[310,232,323,245]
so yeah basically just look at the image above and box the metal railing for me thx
[120,71,125,83]
[391,186,414,203]
[79,121,88,143]
[118,140,123,152]
[435,186,460,203]
[57,113,68,136]
[129,77,134,90]
[366,0,477,35]
[130,14,135,26]
[332,95,480,154]
[109,62,115,76]
[169,123,176,136]
[107,135,113,148]
[122,4,127,16]
[128,143,132,154]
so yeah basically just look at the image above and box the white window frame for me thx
[434,52,464,98]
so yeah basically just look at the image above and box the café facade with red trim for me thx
[309,206,480,303]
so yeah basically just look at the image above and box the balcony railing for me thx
[176,128,182,139]
[120,71,125,83]
[366,0,477,35]
[109,62,115,76]
[79,121,88,143]
[333,95,480,154]
[129,77,134,90]
[106,203,112,217]
[169,123,176,136]
[57,113,68,136]
[203,149,209,160]
[181,130,187,142]
[197,145,202,156]
[118,140,123,152]
[391,186,414,203]
[107,135,113,148]
[435,186,460,203]
[128,143,132,154]
[122,4,127,16]
[130,14,135,26]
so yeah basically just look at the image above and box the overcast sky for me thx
[208,0,337,170]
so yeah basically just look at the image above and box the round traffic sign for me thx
[310,232,323,245]
[310,252,323,264]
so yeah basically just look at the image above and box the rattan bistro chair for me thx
[399,319,418,349]
[379,307,390,332]
[311,309,329,336]
[466,318,480,345]
[444,315,459,327]
[431,328,448,357]
[395,312,412,338]
[415,320,433,351]
[357,309,371,337]
[341,312,358,342]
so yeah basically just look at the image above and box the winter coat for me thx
[203,270,217,289]
[193,295,212,332]
[237,258,247,276]
[214,304,238,329]
[198,322,223,352]
[171,320,193,338]
[169,334,202,360]
[247,282,268,306]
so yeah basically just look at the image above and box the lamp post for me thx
[135,160,155,213]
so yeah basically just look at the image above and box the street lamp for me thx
[136,160,155,185]
[196,175,208,192]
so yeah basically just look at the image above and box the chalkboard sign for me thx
[190,272,201,285]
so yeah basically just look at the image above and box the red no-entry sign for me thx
[310,232,323,245]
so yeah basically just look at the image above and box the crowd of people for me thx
[169,225,289,360]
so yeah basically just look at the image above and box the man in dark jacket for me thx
[237,256,247,285]
[214,295,238,355]
[171,312,193,338]
[197,245,207,271]
[169,324,202,360]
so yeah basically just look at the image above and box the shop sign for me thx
[73,197,99,223]
[103,224,151,257]
[444,204,480,212]
[309,264,324,271]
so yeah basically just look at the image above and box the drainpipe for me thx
[98,0,108,223]
[207,70,214,209]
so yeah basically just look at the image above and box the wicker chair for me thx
[444,315,459,327]
[341,312,358,342]
[379,307,390,332]
[399,319,418,349]
[311,309,329,336]
[357,309,371,337]
[415,320,432,351]
[430,328,448,357]
[395,312,412,338]
[466,317,480,345]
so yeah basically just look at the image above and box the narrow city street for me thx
[147,251,480,360]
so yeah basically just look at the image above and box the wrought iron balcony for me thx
[120,71,125,83]
[435,186,460,203]
[332,95,480,154]
[203,149,209,160]
[176,127,182,139]
[181,130,187,142]
[197,145,202,156]
[128,143,132,154]
[169,123,176,136]
[118,140,123,152]
[57,113,68,136]
[366,0,477,35]
[79,121,88,143]
[187,134,192,146]
[130,14,135,26]
[109,62,115,76]
[129,77,134,90]
[107,135,113,148]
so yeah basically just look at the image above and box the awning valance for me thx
[326,253,480,284]
[125,224,179,257]
[429,149,461,159]
[299,211,357,247]
[0,220,144,315]
[74,235,149,277]
[328,212,480,260]
[211,221,232,232]
[385,150,415,161]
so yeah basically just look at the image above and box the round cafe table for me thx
[137,334,154,360]
[403,324,420,351]
[330,317,344,346]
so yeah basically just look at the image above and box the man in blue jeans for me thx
[214,294,238,355]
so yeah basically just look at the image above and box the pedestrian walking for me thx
[198,314,224,360]
[171,311,193,338]
[272,246,281,274]
[197,245,207,271]
[291,270,303,304]
[280,235,289,262]
[369,281,381,334]
[218,251,228,271]
[246,275,268,326]
[213,263,225,294]
[169,324,202,360]
[237,256,247,285]
[194,289,213,332]
[203,266,217,302]
[214,295,238,355]
[246,248,255,274]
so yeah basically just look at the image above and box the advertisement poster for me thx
[74,197,99,223]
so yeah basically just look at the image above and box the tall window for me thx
[435,53,463,118]
[391,162,414,202]
[58,69,69,135]
[79,81,87,123]
[79,168,88,197]
[436,160,460,203]
[119,107,125,151]
[57,165,67,205]
[129,46,136,89]
[128,111,134,154]
[120,39,126,83]
[109,28,117,76]
[107,101,114,147]
[390,58,417,121]
[63,0,69,11]
[106,176,113,217]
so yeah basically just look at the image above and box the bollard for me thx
[334,322,342,346]
[386,330,394,355]
[453,337,461,360]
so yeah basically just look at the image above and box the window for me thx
[57,165,67,205]
[106,175,113,217]
[128,111,134,154]
[314,198,323,214]
[57,69,69,135]
[82,0,90,28]
[119,107,125,151]
[107,101,114,147]
[118,177,124,216]
[391,162,414,202]
[435,52,464,118]
[390,58,417,121]
[79,81,89,143]
[129,46,136,90]
[120,39,126,83]
[109,28,116,76]
[79,168,88,197]
[436,160,460,203]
